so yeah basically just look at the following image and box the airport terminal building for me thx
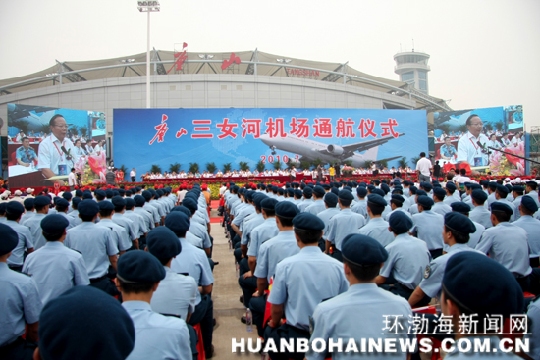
[0,49,451,167]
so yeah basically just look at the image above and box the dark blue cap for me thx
[98,201,114,211]
[421,182,433,191]
[433,187,446,198]
[165,212,190,233]
[62,192,73,200]
[105,189,114,198]
[491,201,513,216]
[513,185,524,193]
[41,214,69,234]
[505,184,513,192]
[443,252,523,317]
[391,194,405,204]
[293,212,325,231]
[182,198,198,212]
[39,286,135,360]
[95,189,106,198]
[446,182,457,191]
[24,198,35,208]
[330,187,339,196]
[471,189,488,203]
[75,189,83,197]
[469,183,482,190]
[356,187,367,197]
[147,227,181,261]
[117,250,165,283]
[313,185,325,197]
[78,200,99,217]
[55,198,70,208]
[134,195,146,206]
[6,201,25,216]
[451,202,470,214]
[253,193,267,209]
[367,194,387,207]
[324,192,338,207]
[111,196,126,208]
[342,234,389,265]
[261,198,278,211]
[380,183,390,194]
[0,223,18,255]
[171,205,192,218]
[72,197,82,207]
[125,198,135,208]
[338,190,354,201]
[303,187,313,196]
[371,188,385,197]
[521,196,538,213]
[416,190,427,197]
[496,184,509,196]
[294,189,303,198]
[82,192,93,200]
[34,195,51,207]
[275,201,299,219]
[389,211,412,234]
[488,182,498,189]
[141,190,152,201]
[417,195,434,208]
[444,212,476,234]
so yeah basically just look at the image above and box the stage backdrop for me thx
[113,108,428,178]
[433,105,525,176]
[8,104,107,188]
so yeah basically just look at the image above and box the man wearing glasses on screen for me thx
[37,114,78,182]
[456,114,489,167]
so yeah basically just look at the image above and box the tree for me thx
[300,160,311,170]
[169,162,181,173]
[80,127,88,139]
[273,160,282,170]
[495,121,504,132]
[119,164,128,175]
[287,161,299,169]
[256,160,265,173]
[410,157,420,167]
[239,161,249,171]
[188,162,199,174]
[223,163,232,173]
[150,164,162,174]
[398,157,408,169]
[312,158,323,167]
[206,162,217,174]
[364,160,373,169]
[379,159,389,169]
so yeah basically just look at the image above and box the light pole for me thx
[137,1,160,108]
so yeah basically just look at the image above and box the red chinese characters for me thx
[191,120,214,139]
[358,118,377,138]
[216,118,238,139]
[167,42,188,74]
[149,114,169,145]
[265,118,287,138]
[336,118,356,138]
[242,119,262,138]
[380,118,400,138]
[289,118,309,138]
[176,128,188,138]
[221,53,242,70]
[312,118,333,138]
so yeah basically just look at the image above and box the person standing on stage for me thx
[457,114,489,167]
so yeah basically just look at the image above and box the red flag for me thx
[183,42,188,49]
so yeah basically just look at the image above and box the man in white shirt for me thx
[130,168,136,182]
[457,114,489,166]
[68,168,78,190]
[415,152,432,182]
[37,114,78,183]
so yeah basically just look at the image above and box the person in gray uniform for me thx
[0,224,41,359]
[376,211,431,303]
[23,214,89,305]
[4,201,34,272]
[117,251,192,360]
[359,194,394,247]
[306,234,413,360]
[513,196,540,268]
[408,212,483,308]
[264,213,349,360]
[411,195,444,258]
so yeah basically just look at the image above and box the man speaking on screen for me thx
[456,114,489,167]
[37,114,78,182]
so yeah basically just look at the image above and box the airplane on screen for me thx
[259,133,404,168]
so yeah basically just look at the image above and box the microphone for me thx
[61,146,73,160]
[477,141,489,154]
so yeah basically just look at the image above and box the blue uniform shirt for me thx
[96,219,132,251]
[307,283,412,360]
[64,222,118,279]
[246,217,279,257]
[327,209,366,251]
[358,217,395,247]
[241,213,264,246]
[170,237,213,306]
[0,263,42,346]
[467,220,485,249]
[475,222,532,277]
[317,207,340,241]
[15,145,37,164]
[5,220,34,266]
[304,199,326,215]
[419,243,484,298]
[380,233,431,288]
[254,230,299,281]
[411,211,444,251]
[268,246,348,330]
[511,215,540,258]
[22,213,47,250]
[123,301,191,360]
[22,241,89,305]
[151,266,198,321]
[469,205,492,229]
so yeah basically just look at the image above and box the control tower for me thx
[394,51,430,94]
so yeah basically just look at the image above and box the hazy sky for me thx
[1,0,539,129]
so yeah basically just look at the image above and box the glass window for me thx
[418,71,427,80]
[419,79,427,91]
[401,72,414,84]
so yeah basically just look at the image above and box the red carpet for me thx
[210,200,223,223]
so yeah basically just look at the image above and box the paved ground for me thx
[209,210,261,359]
